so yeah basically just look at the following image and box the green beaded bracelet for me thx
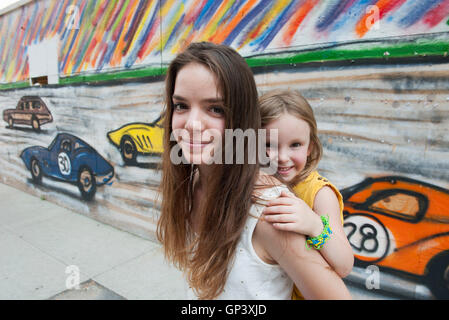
[306,215,332,250]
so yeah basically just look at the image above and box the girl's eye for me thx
[173,103,187,111]
[210,106,224,115]
[291,142,302,148]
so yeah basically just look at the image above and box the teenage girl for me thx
[259,89,354,300]
[157,42,351,300]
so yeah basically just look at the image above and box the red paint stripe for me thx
[423,0,449,27]
[122,1,151,56]
[184,0,207,25]
[51,1,71,38]
[282,0,318,46]
[105,0,123,32]
[137,19,159,60]
[111,1,132,41]
[356,0,406,37]
[93,1,108,27]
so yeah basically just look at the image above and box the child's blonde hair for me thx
[259,89,323,185]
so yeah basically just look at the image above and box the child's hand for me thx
[262,190,323,237]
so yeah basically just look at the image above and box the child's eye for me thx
[291,142,302,148]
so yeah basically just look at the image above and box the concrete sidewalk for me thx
[2,182,432,300]
[0,182,185,300]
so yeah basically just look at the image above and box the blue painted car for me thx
[20,133,114,201]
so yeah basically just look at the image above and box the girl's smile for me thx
[265,112,312,182]
[171,62,225,165]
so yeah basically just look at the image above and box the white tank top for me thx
[187,185,293,300]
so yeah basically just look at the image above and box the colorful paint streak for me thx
[1,0,449,84]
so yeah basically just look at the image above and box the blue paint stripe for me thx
[330,0,377,33]
[224,0,273,46]
[316,0,354,31]
[398,0,444,27]
[194,0,221,31]
[256,0,299,51]
[124,0,147,42]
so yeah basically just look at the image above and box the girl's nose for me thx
[277,148,289,163]
[185,107,204,134]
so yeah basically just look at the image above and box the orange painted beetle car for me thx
[341,176,449,298]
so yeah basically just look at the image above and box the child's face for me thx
[171,62,226,165]
[264,113,312,182]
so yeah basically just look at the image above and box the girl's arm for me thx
[313,186,354,277]
[262,188,354,278]
[253,218,352,300]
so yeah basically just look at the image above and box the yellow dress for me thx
[290,171,344,300]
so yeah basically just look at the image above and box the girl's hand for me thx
[262,190,323,237]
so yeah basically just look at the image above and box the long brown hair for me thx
[157,42,261,299]
[259,89,323,186]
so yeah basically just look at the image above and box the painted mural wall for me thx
[0,0,448,300]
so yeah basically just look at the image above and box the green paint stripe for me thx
[245,42,449,68]
[59,66,167,85]
[0,81,29,90]
[1,41,448,90]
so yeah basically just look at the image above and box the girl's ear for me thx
[307,141,313,157]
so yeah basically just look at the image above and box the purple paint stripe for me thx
[236,1,274,48]
[222,0,244,24]
[224,0,273,46]
[1,12,18,76]
[121,1,160,69]
[39,1,60,41]
[24,2,39,44]
[47,0,65,35]
[316,0,356,31]
[60,1,89,73]
[256,0,299,51]
[124,0,147,42]
[58,1,72,36]
[162,12,185,52]
[5,6,26,66]
[194,0,222,31]
[106,0,124,32]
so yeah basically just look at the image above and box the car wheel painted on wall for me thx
[425,251,449,299]
[77,167,96,201]
[32,117,40,131]
[30,158,42,184]
[120,136,137,165]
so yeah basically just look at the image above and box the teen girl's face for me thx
[171,63,226,165]
[264,112,312,182]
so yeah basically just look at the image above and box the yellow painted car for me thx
[107,116,164,165]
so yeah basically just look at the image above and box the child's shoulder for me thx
[293,170,329,189]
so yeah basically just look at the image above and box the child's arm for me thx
[253,217,352,299]
[262,188,354,278]
[313,186,354,277]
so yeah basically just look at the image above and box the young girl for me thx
[157,42,351,300]
[259,89,354,299]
